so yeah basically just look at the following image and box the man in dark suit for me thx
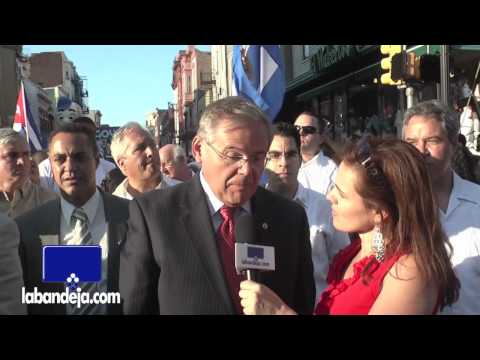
[120,97,315,315]
[0,213,26,314]
[16,123,129,315]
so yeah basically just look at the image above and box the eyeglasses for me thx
[295,125,317,135]
[205,141,266,167]
[266,150,300,162]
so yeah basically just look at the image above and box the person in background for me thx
[452,134,478,184]
[110,122,170,200]
[403,100,480,314]
[0,129,57,218]
[159,144,196,183]
[264,122,349,301]
[16,123,129,315]
[38,116,116,193]
[239,136,459,315]
[294,112,338,197]
[0,213,27,314]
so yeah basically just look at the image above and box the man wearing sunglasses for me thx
[294,112,338,197]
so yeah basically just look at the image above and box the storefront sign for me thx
[311,45,374,73]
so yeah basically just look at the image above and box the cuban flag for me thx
[13,81,43,152]
[233,45,285,122]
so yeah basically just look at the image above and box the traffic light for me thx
[391,51,419,81]
[380,45,402,85]
[418,54,441,83]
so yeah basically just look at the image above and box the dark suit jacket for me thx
[15,190,129,315]
[0,214,27,314]
[120,176,315,314]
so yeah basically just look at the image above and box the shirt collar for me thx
[199,170,251,216]
[61,188,101,226]
[451,171,479,204]
[1,179,31,202]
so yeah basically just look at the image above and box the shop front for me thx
[279,45,401,141]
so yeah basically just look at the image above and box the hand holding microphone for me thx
[239,280,297,315]
[234,213,295,315]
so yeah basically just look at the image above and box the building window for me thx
[302,45,310,59]
[186,75,191,94]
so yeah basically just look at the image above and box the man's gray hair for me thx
[403,100,459,145]
[110,122,153,167]
[197,96,272,143]
[173,145,187,164]
[0,128,28,148]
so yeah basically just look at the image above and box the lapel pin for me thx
[262,222,268,230]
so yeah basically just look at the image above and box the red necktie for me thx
[217,205,244,314]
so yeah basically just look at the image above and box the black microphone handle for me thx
[246,269,259,281]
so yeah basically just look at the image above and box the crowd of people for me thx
[0,96,478,315]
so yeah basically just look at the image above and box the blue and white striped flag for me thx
[233,45,285,122]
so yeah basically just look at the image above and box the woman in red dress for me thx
[239,136,460,315]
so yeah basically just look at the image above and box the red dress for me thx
[314,237,404,315]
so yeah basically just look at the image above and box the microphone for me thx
[234,213,275,281]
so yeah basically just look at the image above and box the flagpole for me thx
[20,81,30,147]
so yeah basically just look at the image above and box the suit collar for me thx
[180,176,235,313]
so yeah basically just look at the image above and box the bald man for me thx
[159,144,195,183]
[294,112,337,197]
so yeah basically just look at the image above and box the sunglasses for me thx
[356,136,385,182]
[295,125,317,135]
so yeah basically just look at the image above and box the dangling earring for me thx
[372,225,385,262]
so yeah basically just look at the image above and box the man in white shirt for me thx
[38,116,116,193]
[16,123,129,315]
[403,100,480,314]
[459,105,480,155]
[294,112,338,196]
[0,129,57,218]
[110,122,170,200]
[264,122,349,302]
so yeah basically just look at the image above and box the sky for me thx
[25,45,211,127]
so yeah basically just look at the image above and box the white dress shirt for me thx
[293,182,350,303]
[60,189,108,314]
[39,158,116,193]
[440,172,480,315]
[297,150,338,196]
[199,171,251,232]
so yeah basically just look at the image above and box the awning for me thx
[407,45,480,55]
[451,45,480,51]
[296,62,382,102]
